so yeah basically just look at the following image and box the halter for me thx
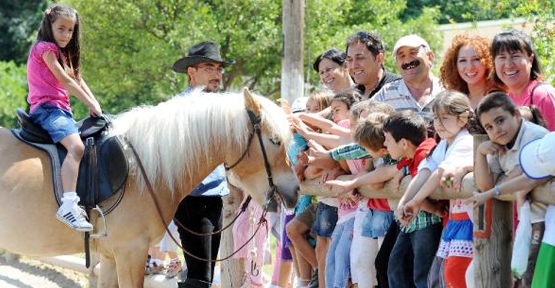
[127,107,280,264]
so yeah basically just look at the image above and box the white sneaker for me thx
[56,204,93,232]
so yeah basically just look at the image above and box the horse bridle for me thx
[127,108,281,263]
[224,108,278,200]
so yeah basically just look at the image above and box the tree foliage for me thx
[510,0,555,84]
[64,0,442,115]
[401,0,519,24]
[0,0,51,64]
[2,0,553,123]
[0,61,28,128]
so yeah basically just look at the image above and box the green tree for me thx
[0,61,28,127]
[401,0,517,24]
[510,0,555,84]
[0,0,51,64]
[305,0,442,89]
[68,0,283,115]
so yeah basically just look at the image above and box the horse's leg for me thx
[114,246,149,288]
[97,256,118,288]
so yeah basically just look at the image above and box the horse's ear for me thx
[243,87,262,116]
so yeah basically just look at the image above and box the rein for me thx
[125,107,279,263]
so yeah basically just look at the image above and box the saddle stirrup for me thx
[89,205,108,239]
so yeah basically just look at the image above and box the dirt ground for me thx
[0,256,89,288]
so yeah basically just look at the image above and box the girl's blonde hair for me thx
[308,90,333,112]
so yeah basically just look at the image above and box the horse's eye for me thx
[269,137,281,146]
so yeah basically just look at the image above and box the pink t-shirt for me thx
[27,41,71,113]
[509,80,555,131]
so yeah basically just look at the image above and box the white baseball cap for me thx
[519,132,555,179]
[291,97,308,113]
[393,34,430,56]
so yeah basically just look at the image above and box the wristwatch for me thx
[493,185,501,197]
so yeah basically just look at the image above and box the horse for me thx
[0,88,298,287]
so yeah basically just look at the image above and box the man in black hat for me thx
[172,41,235,288]
[172,41,235,93]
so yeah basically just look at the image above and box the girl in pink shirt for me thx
[27,4,102,232]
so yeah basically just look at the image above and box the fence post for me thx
[472,134,513,287]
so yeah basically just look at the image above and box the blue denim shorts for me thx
[30,104,77,143]
[311,202,338,238]
[361,209,394,238]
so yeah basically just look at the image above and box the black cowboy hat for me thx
[172,41,236,73]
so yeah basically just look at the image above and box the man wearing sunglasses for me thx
[171,41,235,288]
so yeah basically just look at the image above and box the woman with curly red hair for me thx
[440,33,505,109]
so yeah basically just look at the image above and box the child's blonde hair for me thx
[351,100,395,120]
[308,90,333,112]
[354,112,390,152]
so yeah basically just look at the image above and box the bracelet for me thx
[493,185,501,197]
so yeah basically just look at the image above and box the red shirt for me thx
[396,138,437,177]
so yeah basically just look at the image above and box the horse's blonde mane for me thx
[112,90,291,193]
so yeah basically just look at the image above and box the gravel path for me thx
[0,256,88,288]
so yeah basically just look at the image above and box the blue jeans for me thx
[325,217,355,288]
[388,223,443,288]
[30,104,77,143]
[361,209,394,238]
[312,202,338,237]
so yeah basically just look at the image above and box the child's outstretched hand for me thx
[294,151,309,182]
[308,139,330,160]
[276,98,292,114]
[325,179,356,195]
[290,116,310,134]
[464,190,493,209]
[321,167,345,184]
[440,165,470,192]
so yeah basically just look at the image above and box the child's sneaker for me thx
[165,259,183,279]
[148,262,165,274]
[56,204,93,232]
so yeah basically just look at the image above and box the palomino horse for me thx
[0,88,298,287]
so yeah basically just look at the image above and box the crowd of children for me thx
[270,29,555,288]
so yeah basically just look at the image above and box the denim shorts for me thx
[361,209,394,238]
[30,104,77,143]
[311,202,338,238]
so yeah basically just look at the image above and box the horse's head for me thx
[226,88,299,208]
